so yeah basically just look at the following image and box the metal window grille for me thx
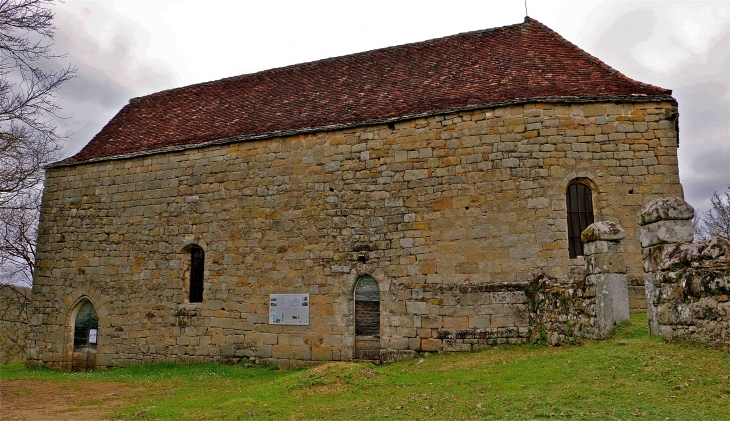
[566,183,594,258]
[189,246,205,302]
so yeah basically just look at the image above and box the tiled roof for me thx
[59,17,673,166]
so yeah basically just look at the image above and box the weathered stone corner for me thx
[642,236,730,273]
[582,221,630,337]
[637,197,695,248]
[583,221,626,274]
[581,221,626,243]
[637,197,694,226]
[639,197,730,349]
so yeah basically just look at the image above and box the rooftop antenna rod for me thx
[524,0,529,17]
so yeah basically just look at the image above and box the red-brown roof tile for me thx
[60,18,673,166]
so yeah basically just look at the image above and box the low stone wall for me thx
[524,274,596,345]
[524,221,630,345]
[394,221,632,349]
[639,197,730,349]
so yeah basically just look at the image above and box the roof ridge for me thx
[52,93,675,168]
[130,19,530,104]
[69,17,675,167]
[524,17,671,95]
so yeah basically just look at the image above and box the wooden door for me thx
[354,276,380,360]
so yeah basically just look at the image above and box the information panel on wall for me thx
[269,294,309,325]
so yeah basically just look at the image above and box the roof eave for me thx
[48,93,676,169]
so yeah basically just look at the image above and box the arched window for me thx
[73,300,98,351]
[189,245,205,302]
[566,181,594,258]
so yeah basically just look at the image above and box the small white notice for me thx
[269,294,309,325]
[88,328,98,344]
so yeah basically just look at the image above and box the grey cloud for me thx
[673,30,730,140]
[49,2,178,156]
[673,26,730,215]
[587,4,729,216]
[591,7,659,82]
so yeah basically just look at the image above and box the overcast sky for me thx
[48,0,728,216]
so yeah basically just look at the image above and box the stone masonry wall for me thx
[29,101,682,368]
[639,198,730,349]
[399,282,531,353]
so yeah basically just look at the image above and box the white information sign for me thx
[269,294,309,325]
[88,328,98,344]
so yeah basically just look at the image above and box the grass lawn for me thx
[2,313,729,420]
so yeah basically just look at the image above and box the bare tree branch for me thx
[0,0,73,360]
[693,212,709,242]
[701,187,730,241]
[0,283,29,362]
[0,189,39,285]
[0,0,73,285]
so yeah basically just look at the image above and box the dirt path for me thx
[1,379,143,421]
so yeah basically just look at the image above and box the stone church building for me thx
[28,18,683,370]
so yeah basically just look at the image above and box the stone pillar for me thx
[636,197,695,336]
[582,221,630,337]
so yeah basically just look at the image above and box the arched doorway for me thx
[71,300,98,371]
[354,275,380,360]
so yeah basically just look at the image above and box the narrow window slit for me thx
[189,246,205,303]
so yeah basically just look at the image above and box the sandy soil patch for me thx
[1,379,143,421]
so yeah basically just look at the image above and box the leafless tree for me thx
[693,212,708,242]
[0,191,33,360]
[0,0,73,284]
[0,190,38,283]
[694,186,730,242]
[696,187,730,242]
[0,0,74,360]
[0,283,29,362]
